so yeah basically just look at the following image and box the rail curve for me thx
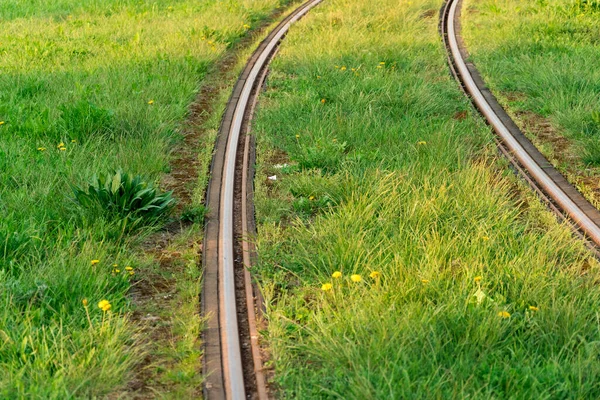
[441,0,600,253]
[202,1,323,399]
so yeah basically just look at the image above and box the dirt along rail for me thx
[201,1,323,399]
[440,0,600,255]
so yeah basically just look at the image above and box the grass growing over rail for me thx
[462,0,600,206]
[0,0,285,397]
[252,0,600,397]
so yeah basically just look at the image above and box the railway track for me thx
[440,0,600,255]
[201,1,322,399]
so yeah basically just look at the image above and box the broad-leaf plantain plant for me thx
[72,170,175,229]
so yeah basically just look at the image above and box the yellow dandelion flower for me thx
[82,298,88,307]
[421,279,430,284]
[482,236,490,241]
[37,147,46,151]
[340,66,347,71]
[332,271,342,279]
[243,24,251,29]
[71,139,77,143]
[474,276,482,283]
[59,147,66,151]
[148,99,154,105]
[57,142,65,148]
[498,311,511,319]
[379,61,386,65]
[417,141,427,146]
[112,263,118,267]
[309,195,315,201]
[295,134,300,139]
[529,306,539,311]
[91,259,100,265]
[369,271,381,279]
[376,65,383,69]
[321,283,333,291]
[129,271,135,276]
[0,121,5,126]
[317,75,321,79]
[334,65,339,69]
[114,269,121,273]
[125,266,133,271]
[98,300,112,312]
[351,274,362,283]
[321,99,326,104]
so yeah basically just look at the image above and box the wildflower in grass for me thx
[335,65,339,69]
[340,66,347,71]
[351,274,362,283]
[421,279,430,284]
[482,236,490,241]
[309,195,315,201]
[59,147,66,151]
[321,99,326,104]
[474,276,482,283]
[295,134,300,139]
[321,283,333,291]
[0,121,4,125]
[98,300,111,312]
[91,259,100,265]
[57,142,65,148]
[377,65,383,69]
[332,271,342,279]
[37,147,46,151]
[71,139,77,143]
[82,298,93,328]
[417,141,427,146]
[148,100,154,105]
[129,271,135,276]
[243,24,251,29]
[317,76,321,79]
[125,266,133,271]
[529,305,539,311]
[369,271,381,279]
[498,311,511,319]
[474,288,486,305]
[379,61,386,65]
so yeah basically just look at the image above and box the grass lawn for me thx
[462,0,600,208]
[252,0,600,397]
[0,0,286,397]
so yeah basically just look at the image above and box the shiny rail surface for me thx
[202,1,323,399]
[441,0,600,251]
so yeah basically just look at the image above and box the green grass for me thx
[0,0,286,397]
[462,0,600,206]
[252,0,600,397]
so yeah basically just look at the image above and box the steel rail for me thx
[442,0,600,248]
[203,1,323,399]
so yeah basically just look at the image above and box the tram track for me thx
[440,0,600,256]
[201,1,323,399]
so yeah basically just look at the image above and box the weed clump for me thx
[72,170,175,228]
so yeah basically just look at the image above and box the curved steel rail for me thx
[202,1,323,399]
[441,0,600,250]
